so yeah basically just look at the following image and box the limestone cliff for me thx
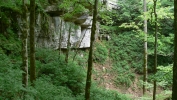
[16,0,118,49]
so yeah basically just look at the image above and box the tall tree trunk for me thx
[73,29,87,61]
[153,0,157,100]
[65,24,71,63]
[85,0,98,100]
[21,0,28,89]
[172,0,177,99]
[143,0,148,95]
[30,0,36,85]
[59,20,63,57]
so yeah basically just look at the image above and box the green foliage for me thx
[36,48,86,95]
[114,67,135,87]
[99,9,114,26]
[58,0,88,20]
[73,83,132,100]
[147,34,174,55]
[147,34,173,70]
[110,32,144,72]
[93,42,108,64]
[109,32,144,86]
[36,0,49,9]
[0,47,131,99]
[33,77,75,100]
[149,65,172,88]
[0,0,22,12]
[116,0,142,23]
[100,25,118,34]
[0,31,21,56]
[90,86,131,100]
[0,53,23,100]
[70,50,89,67]
[146,0,174,36]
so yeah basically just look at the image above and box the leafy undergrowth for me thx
[93,59,172,100]
[0,31,172,100]
[0,44,132,100]
[93,33,172,100]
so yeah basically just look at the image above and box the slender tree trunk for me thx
[59,20,63,56]
[65,24,71,63]
[73,29,87,61]
[85,0,98,100]
[143,0,148,95]
[21,0,28,89]
[30,0,36,85]
[172,0,177,99]
[153,0,157,100]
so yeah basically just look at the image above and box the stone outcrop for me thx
[18,3,94,49]
[18,0,117,49]
[35,15,93,49]
[36,3,94,49]
[101,0,119,10]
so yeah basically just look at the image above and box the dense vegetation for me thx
[0,34,131,99]
[0,0,176,100]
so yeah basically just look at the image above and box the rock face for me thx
[36,4,95,49]
[34,14,93,49]
[17,4,94,49]
[101,0,119,10]
[17,1,117,49]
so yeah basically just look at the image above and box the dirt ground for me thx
[93,60,171,100]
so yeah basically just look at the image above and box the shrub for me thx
[93,42,108,64]
[0,54,23,99]
[149,65,172,89]
[90,86,131,100]
[109,32,143,86]
[36,48,86,95]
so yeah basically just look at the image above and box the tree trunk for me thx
[21,0,28,89]
[30,0,36,85]
[172,0,177,99]
[143,0,148,95]
[153,0,157,100]
[73,29,87,61]
[85,0,98,100]
[59,20,63,57]
[65,24,71,63]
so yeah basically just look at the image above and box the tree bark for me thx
[143,0,148,95]
[21,0,28,89]
[59,20,63,57]
[85,0,98,100]
[30,0,36,85]
[72,29,87,61]
[65,24,71,63]
[153,0,157,100]
[172,0,177,99]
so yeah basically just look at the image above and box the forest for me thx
[0,0,177,100]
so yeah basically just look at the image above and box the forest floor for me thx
[93,60,172,100]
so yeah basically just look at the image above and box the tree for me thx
[172,0,177,99]
[153,0,157,100]
[21,0,28,89]
[65,24,71,63]
[30,0,36,85]
[143,0,148,95]
[59,20,63,56]
[85,0,98,100]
